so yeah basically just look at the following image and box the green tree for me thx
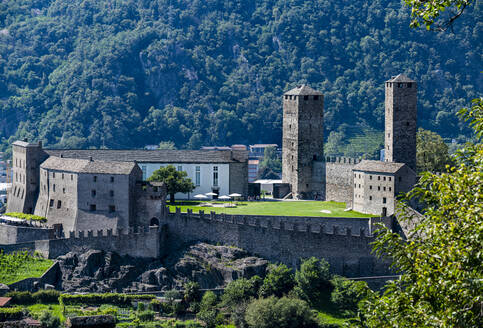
[245,296,318,328]
[222,276,262,328]
[158,141,177,150]
[358,98,483,327]
[147,165,195,203]
[294,257,332,306]
[404,0,475,30]
[259,264,294,298]
[416,128,454,173]
[258,147,281,179]
[197,291,221,328]
[330,276,370,315]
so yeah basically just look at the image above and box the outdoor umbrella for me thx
[218,195,231,200]
[228,193,242,197]
[194,194,208,199]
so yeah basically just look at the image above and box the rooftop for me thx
[40,156,138,175]
[284,84,323,96]
[44,149,248,164]
[386,74,416,83]
[353,160,407,174]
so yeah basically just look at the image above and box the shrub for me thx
[221,276,262,328]
[5,212,47,222]
[330,276,370,314]
[38,311,61,328]
[59,293,155,306]
[0,307,25,321]
[183,281,201,304]
[197,291,221,328]
[245,296,318,328]
[137,302,146,312]
[294,257,332,305]
[33,290,61,304]
[137,310,155,322]
[259,264,294,298]
[6,291,35,305]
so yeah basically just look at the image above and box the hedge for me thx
[6,290,61,305]
[4,212,47,223]
[0,307,25,321]
[59,293,156,306]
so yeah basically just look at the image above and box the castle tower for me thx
[384,74,417,171]
[282,85,324,199]
[6,140,47,214]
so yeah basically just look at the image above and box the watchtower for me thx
[7,140,47,214]
[282,85,324,199]
[384,74,417,171]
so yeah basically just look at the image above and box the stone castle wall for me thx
[160,208,392,277]
[0,224,53,244]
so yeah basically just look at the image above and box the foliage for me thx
[158,141,177,150]
[137,310,155,322]
[197,291,221,328]
[148,165,195,203]
[244,296,318,328]
[416,128,454,173]
[0,0,480,151]
[162,289,183,316]
[259,264,295,298]
[59,293,155,306]
[258,147,281,178]
[5,212,47,222]
[0,251,53,285]
[38,310,61,328]
[0,307,25,321]
[358,99,483,327]
[7,290,62,305]
[404,0,475,30]
[221,276,262,327]
[294,257,332,306]
[330,276,370,315]
[183,281,202,304]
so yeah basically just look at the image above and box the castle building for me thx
[282,85,324,199]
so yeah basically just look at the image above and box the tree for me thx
[294,257,332,306]
[257,147,281,179]
[330,276,370,315]
[416,128,454,173]
[404,0,475,30]
[358,98,483,327]
[245,296,318,328]
[158,141,176,150]
[259,264,295,298]
[147,165,195,203]
[197,291,222,328]
[222,276,262,328]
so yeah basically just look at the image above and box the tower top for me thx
[284,84,323,96]
[386,74,416,83]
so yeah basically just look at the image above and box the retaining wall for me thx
[160,208,392,277]
[0,223,53,244]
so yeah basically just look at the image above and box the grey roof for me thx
[12,140,39,148]
[386,74,416,83]
[40,156,137,175]
[44,149,248,164]
[284,85,323,96]
[353,160,406,174]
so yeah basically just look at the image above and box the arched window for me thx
[150,217,160,226]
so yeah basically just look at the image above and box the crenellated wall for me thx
[160,207,392,277]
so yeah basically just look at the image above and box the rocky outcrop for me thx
[56,243,268,293]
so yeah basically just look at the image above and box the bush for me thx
[0,307,25,321]
[33,290,61,304]
[38,311,61,328]
[245,296,318,328]
[137,310,155,322]
[221,276,262,328]
[183,281,201,304]
[197,291,221,328]
[59,293,155,306]
[330,276,370,314]
[259,264,294,298]
[294,257,332,305]
[5,212,47,222]
[6,291,35,305]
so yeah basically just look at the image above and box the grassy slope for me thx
[0,257,53,285]
[168,201,374,218]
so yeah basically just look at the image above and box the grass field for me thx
[167,200,373,218]
[0,251,54,285]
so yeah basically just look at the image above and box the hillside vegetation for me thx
[0,0,481,151]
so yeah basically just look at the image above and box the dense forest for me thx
[0,0,481,153]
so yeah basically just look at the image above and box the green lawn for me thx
[168,201,373,218]
[0,251,54,285]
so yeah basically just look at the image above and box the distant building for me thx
[249,144,279,158]
[248,159,260,182]
[144,145,159,150]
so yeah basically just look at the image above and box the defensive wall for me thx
[0,223,53,244]
[160,207,393,277]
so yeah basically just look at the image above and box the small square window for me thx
[93,176,97,182]
[109,205,115,213]
[369,196,372,200]
[91,190,96,197]
[110,176,114,183]
[57,200,61,209]
[383,197,387,204]
[110,190,114,197]
[89,204,96,211]
[49,199,54,207]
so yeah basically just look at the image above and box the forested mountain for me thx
[0,0,481,151]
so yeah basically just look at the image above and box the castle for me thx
[282,74,417,216]
[1,74,420,278]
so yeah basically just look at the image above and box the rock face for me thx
[56,243,268,293]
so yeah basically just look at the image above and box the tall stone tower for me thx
[384,74,417,171]
[7,140,47,214]
[282,85,324,199]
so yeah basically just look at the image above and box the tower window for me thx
[57,200,61,209]
[408,83,412,88]
[304,95,308,100]
[369,196,372,200]
[109,205,115,213]
[110,176,114,183]
[91,190,96,197]
[53,184,56,192]
[110,190,114,197]
[383,197,387,204]
[93,176,97,182]
[49,199,54,207]
[313,95,319,100]
[369,185,372,190]
[62,173,64,179]
[407,122,410,126]
[89,204,96,211]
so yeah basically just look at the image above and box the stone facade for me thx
[384,74,418,171]
[282,85,324,199]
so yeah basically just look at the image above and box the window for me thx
[195,166,201,186]
[369,196,372,200]
[358,184,361,188]
[359,174,361,179]
[49,199,54,207]
[292,165,294,172]
[53,184,56,192]
[43,185,46,191]
[370,175,372,180]
[408,83,412,88]
[383,187,386,191]
[383,197,387,204]
[389,177,391,181]
[91,190,96,197]
[93,176,97,182]
[71,174,73,180]
[388,133,390,138]
[213,166,219,187]
[53,172,55,178]
[369,185,372,190]
[142,166,147,180]
[110,190,114,197]
[89,204,96,211]
[57,200,61,209]
[63,188,65,194]
[399,177,402,182]
[109,205,115,213]
[304,95,308,100]
[378,186,381,191]
[62,173,64,179]
[383,177,386,181]
[407,122,410,126]
[389,187,392,191]
[177,165,183,172]
[378,176,381,181]
[284,95,288,100]
[110,176,114,183]
[314,95,319,100]
[306,184,309,188]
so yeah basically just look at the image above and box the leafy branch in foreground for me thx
[356,98,482,327]
[404,0,475,30]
